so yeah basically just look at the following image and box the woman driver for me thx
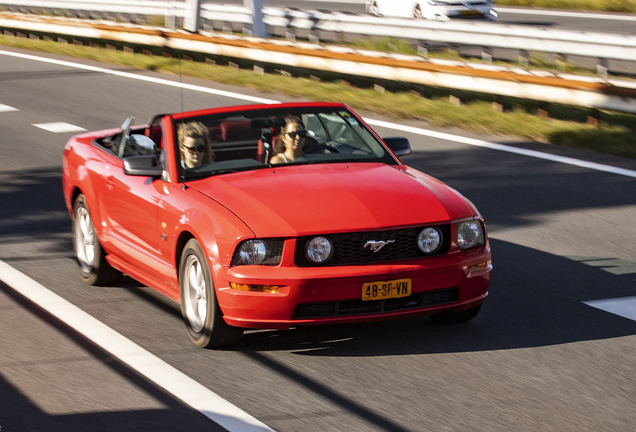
[270,116,306,164]
[178,121,213,169]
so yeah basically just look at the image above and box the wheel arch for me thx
[175,230,196,281]
[70,187,83,218]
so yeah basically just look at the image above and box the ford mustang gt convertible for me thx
[62,102,492,348]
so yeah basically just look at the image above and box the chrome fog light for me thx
[417,227,442,253]
[306,236,333,264]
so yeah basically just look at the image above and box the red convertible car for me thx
[62,102,492,348]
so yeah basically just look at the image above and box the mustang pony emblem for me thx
[364,240,395,253]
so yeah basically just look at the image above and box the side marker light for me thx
[230,282,280,293]
[469,260,492,274]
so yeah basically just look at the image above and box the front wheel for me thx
[73,194,121,286]
[179,239,243,348]
[429,304,482,324]
[367,1,381,16]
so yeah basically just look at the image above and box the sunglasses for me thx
[182,144,206,154]
[286,131,306,139]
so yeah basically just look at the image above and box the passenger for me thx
[270,116,306,164]
[178,121,213,169]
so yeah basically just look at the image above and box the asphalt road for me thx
[15,0,636,35]
[218,1,636,35]
[9,2,636,73]
[1,46,636,431]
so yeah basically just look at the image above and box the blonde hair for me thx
[178,121,213,164]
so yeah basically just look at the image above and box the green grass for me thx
[1,32,636,160]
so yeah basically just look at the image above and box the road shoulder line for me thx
[0,259,276,432]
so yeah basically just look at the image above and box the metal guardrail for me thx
[1,0,636,68]
[1,12,635,115]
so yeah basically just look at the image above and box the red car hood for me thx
[190,163,475,237]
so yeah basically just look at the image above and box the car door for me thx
[100,132,166,282]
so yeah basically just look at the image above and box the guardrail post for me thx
[556,53,567,71]
[492,95,505,112]
[518,50,529,69]
[587,109,600,128]
[450,90,461,106]
[244,0,267,38]
[184,0,201,33]
[597,58,608,81]
[481,47,492,64]
[165,0,176,29]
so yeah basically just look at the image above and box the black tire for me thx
[429,304,482,324]
[179,239,243,348]
[73,194,122,286]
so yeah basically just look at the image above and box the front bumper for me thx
[216,245,492,329]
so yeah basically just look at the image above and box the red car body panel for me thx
[62,102,492,330]
[189,162,473,237]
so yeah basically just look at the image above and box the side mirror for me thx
[124,155,163,177]
[128,135,157,156]
[383,137,412,156]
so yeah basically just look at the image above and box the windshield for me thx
[173,106,396,179]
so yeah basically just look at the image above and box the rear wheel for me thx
[73,194,121,286]
[413,4,423,18]
[179,239,243,348]
[430,304,482,324]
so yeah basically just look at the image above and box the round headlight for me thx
[458,221,484,249]
[418,227,442,253]
[306,236,333,264]
[238,240,267,265]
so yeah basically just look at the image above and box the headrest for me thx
[220,120,260,141]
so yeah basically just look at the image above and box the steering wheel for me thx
[303,140,340,155]
[320,141,340,153]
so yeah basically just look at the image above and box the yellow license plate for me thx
[362,278,411,301]
[461,10,480,16]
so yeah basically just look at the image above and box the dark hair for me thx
[274,115,305,154]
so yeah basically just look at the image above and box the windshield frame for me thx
[170,104,400,181]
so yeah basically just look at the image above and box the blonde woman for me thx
[178,121,213,168]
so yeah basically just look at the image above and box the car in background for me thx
[62,102,492,348]
[366,0,497,21]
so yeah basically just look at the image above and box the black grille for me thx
[294,225,450,267]
[293,288,458,319]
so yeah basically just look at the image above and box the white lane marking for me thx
[33,122,86,133]
[365,119,636,179]
[497,7,636,21]
[0,103,19,112]
[2,49,635,179]
[584,297,636,322]
[0,50,279,105]
[0,260,276,432]
[567,256,636,276]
